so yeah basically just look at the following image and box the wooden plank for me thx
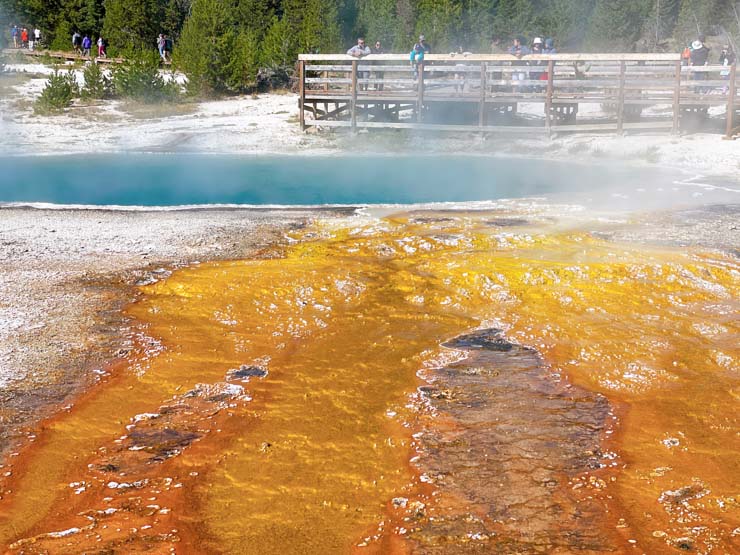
[479,63,487,127]
[299,60,306,131]
[417,63,424,123]
[299,53,681,62]
[725,63,737,139]
[350,60,358,132]
[672,61,681,134]
[616,60,626,134]
[545,60,555,135]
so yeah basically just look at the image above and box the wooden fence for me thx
[298,53,738,138]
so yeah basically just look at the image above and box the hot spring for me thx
[0,154,737,554]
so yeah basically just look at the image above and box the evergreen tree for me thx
[585,0,649,51]
[163,0,191,39]
[80,0,104,35]
[260,15,293,67]
[493,0,536,41]
[414,0,462,51]
[540,0,596,50]
[393,0,415,50]
[102,0,162,51]
[356,0,398,46]
[235,0,275,38]
[225,29,261,90]
[641,0,679,50]
[462,0,495,50]
[174,0,236,95]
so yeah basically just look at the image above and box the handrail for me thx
[299,53,682,62]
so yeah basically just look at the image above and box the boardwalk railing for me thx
[298,53,738,137]
[1,48,171,65]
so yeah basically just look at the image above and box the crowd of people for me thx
[6,25,173,63]
[345,32,735,93]
[9,25,42,50]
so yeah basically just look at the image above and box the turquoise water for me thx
[1,154,686,207]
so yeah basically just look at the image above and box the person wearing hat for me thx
[529,37,545,88]
[347,37,372,90]
[690,35,710,66]
[410,35,432,79]
[689,35,710,92]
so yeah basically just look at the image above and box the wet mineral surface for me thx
[0,208,737,554]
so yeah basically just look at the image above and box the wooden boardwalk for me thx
[298,53,738,138]
[1,48,171,65]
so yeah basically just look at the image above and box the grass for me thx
[119,100,198,119]
[0,72,33,96]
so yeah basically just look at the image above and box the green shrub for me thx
[34,70,80,114]
[112,48,180,102]
[81,61,112,99]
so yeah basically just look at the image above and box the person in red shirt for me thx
[20,28,29,48]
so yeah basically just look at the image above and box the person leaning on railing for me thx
[689,35,710,93]
[347,37,371,91]
[410,35,431,80]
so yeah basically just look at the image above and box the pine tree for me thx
[174,0,236,95]
[642,0,679,50]
[493,0,536,42]
[163,0,191,40]
[235,0,275,38]
[260,15,293,68]
[462,0,495,50]
[102,0,162,51]
[393,0,416,50]
[585,0,649,51]
[356,0,399,46]
[415,0,463,51]
[80,0,104,35]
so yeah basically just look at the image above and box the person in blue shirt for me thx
[82,35,92,57]
[410,35,431,79]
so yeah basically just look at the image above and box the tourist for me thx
[541,38,556,83]
[20,27,28,48]
[157,34,167,61]
[72,31,82,54]
[508,36,530,88]
[490,36,506,54]
[82,35,92,57]
[347,36,371,58]
[689,35,710,92]
[410,35,431,79]
[529,37,545,86]
[452,45,472,94]
[164,35,173,58]
[97,36,106,58]
[347,37,371,91]
[372,40,384,91]
[34,27,41,45]
[11,25,19,48]
[719,45,736,89]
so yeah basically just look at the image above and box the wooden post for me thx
[545,60,554,136]
[616,60,626,134]
[417,62,424,123]
[351,60,358,132]
[298,60,306,132]
[479,62,487,127]
[725,63,737,139]
[672,60,682,134]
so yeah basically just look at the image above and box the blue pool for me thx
[0,154,693,207]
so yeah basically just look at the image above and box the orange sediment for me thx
[0,211,737,553]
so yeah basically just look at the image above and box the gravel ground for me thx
[0,207,353,459]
